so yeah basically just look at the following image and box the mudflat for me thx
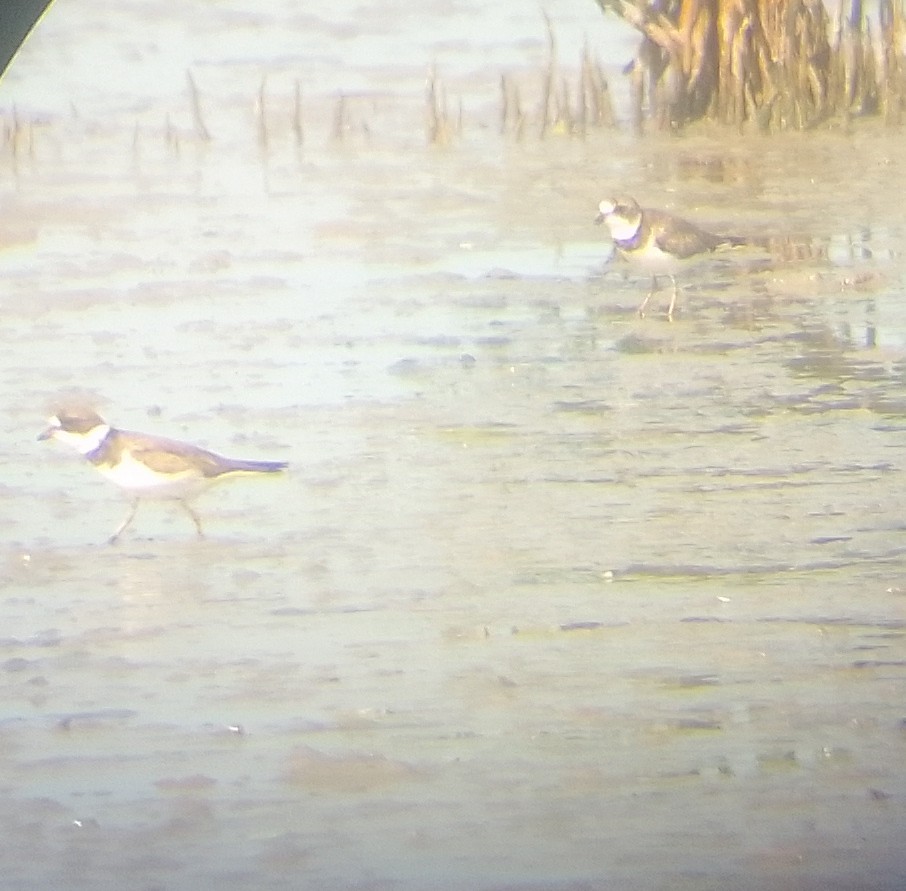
[2,2,905,889]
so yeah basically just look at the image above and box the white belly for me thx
[96,453,208,499]
[617,241,706,276]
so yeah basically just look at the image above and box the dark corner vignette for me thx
[0,0,55,80]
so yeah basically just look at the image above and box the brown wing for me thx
[648,209,723,258]
[125,433,228,478]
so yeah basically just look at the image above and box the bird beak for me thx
[37,425,56,441]
[594,212,605,225]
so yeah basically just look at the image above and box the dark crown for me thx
[53,408,106,433]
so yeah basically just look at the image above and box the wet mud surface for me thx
[1,2,906,889]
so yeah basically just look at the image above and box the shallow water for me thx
[1,2,906,890]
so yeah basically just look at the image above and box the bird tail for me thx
[220,458,288,476]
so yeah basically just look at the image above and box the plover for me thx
[39,408,287,543]
[595,195,748,320]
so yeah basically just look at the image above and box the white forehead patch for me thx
[597,199,616,216]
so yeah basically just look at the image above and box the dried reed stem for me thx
[332,92,347,141]
[539,10,557,137]
[256,77,269,149]
[293,80,304,145]
[426,65,453,145]
[186,70,211,142]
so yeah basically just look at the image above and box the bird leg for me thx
[665,274,679,322]
[637,275,658,317]
[109,499,140,544]
[180,501,205,538]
